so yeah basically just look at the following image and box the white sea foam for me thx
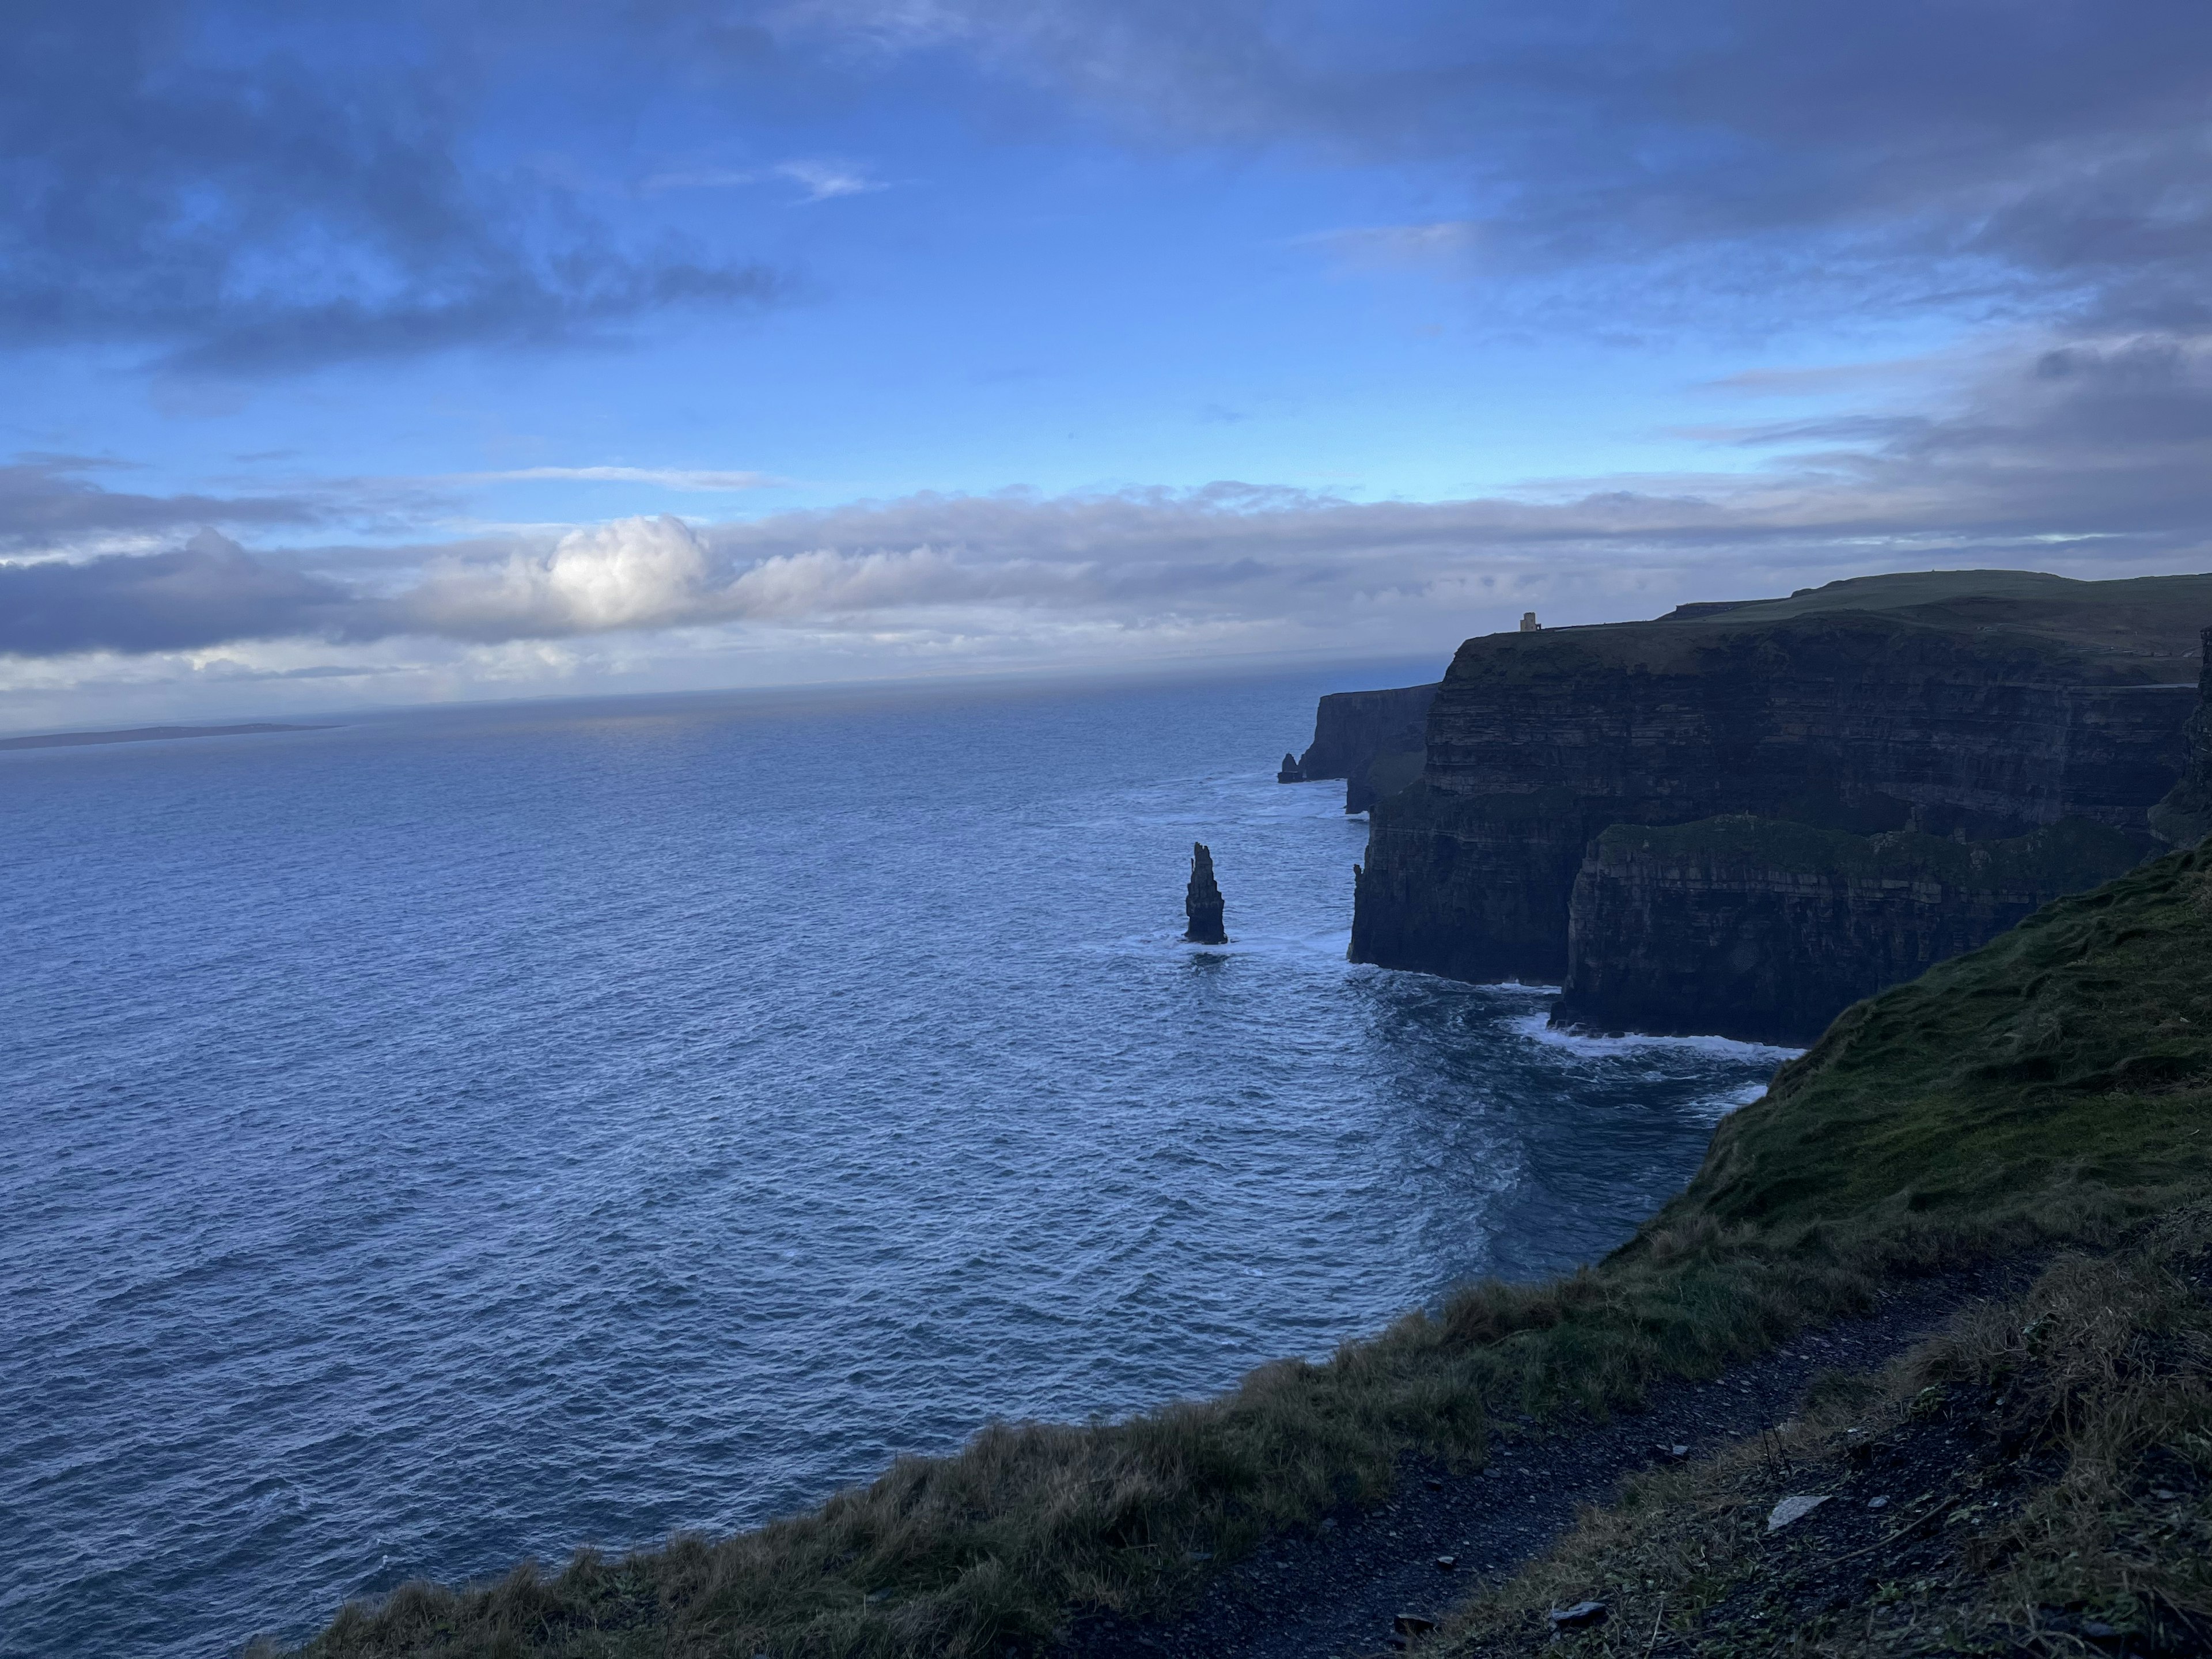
[1152,926,1354,960]
[1686,1078,1778,1121]
[1509,1010,1802,1066]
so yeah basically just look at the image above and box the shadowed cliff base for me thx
[272,834,2212,1658]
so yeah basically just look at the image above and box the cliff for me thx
[1351,570,2212,1031]
[1549,815,2144,1044]
[1284,682,1438,812]
[2150,624,2212,848]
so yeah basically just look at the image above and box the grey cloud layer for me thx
[780,0,2212,331]
[0,459,320,549]
[13,1,2209,377]
[0,532,357,656]
[1,0,782,374]
[6,338,2209,658]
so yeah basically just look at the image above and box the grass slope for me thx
[280,846,2212,1659]
[1444,1208,2212,1656]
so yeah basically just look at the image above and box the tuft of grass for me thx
[1440,1203,2212,1656]
[278,847,2212,1658]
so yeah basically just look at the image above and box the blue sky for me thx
[6,1,2211,729]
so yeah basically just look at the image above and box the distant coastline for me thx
[0,723,331,752]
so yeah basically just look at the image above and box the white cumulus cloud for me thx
[403,514,718,638]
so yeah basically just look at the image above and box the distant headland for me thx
[0,722,331,752]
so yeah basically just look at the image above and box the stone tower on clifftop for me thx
[1184,842,1226,944]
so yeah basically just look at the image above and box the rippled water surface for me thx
[1,668,1791,1658]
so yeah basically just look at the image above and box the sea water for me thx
[0,666,1791,1658]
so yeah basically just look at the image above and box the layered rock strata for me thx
[2150,626,2212,849]
[1550,816,2145,1044]
[1349,571,2212,1037]
[1285,683,1439,813]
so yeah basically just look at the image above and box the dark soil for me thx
[1641,1410,2066,1659]
[1057,1262,2040,1659]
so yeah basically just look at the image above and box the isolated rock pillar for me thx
[1184,842,1227,943]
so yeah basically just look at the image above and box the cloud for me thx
[0,0,786,376]
[640,159,887,202]
[0,530,356,655]
[0,456,326,548]
[469,467,790,491]
[768,0,2212,333]
[774,159,889,201]
[9,332,2211,662]
[17,0,2202,382]
[400,516,720,638]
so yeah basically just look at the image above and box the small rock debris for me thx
[1767,1494,1831,1532]
[1549,1600,1609,1630]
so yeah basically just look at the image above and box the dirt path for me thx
[1059,1263,2035,1659]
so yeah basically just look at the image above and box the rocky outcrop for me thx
[2150,626,2212,849]
[1550,816,2145,1044]
[1286,683,1439,812]
[1185,842,1226,944]
[1349,570,2212,1035]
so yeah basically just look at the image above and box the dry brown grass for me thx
[1441,1205,2212,1657]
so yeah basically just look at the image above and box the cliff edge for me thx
[1282,682,1438,812]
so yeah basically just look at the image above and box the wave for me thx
[1508,1010,1802,1066]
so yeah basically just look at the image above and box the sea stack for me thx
[1184,842,1227,944]
[1277,752,1304,783]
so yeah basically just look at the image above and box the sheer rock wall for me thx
[1346,575,2212,1036]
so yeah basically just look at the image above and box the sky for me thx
[6,0,2212,731]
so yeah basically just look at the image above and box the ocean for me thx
[0,665,1791,1657]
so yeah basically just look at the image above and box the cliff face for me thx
[1349,571,2212,1034]
[2150,626,2212,849]
[1289,683,1438,812]
[1550,816,2145,1044]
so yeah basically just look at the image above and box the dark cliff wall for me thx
[2152,626,2212,848]
[1549,816,2145,1045]
[1351,583,2207,1004]
[1418,615,2192,837]
[1292,683,1438,811]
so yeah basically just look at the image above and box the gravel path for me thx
[1059,1262,2035,1659]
